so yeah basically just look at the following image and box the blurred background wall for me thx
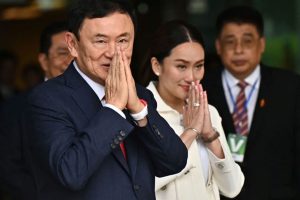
[0,0,299,90]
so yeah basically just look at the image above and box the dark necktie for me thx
[232,81,249,135]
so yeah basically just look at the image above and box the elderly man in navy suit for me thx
[22,0,187,200]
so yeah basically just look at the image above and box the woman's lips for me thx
[180,85,190,92]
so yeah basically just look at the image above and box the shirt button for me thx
[133,184,140,191]
[216,163,224,169]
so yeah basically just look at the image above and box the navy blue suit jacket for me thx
[23,63,187,200]
[202,65,300,200]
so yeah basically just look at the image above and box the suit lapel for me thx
[206,70,236,134]
[120,109,138,176]
[125,134,138,179]
[111,147,130,173]
[216,78,236,134]
[247,66,270,147]
[64,63,101,120]
[64,63,131,174]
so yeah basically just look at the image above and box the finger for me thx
[199,90,205,114]
[194,82,200,110]
[188,82,194,113]
[116,46,122,82]
[118,47,128,95]
[122,50,135,90]
[121,50,131,76]
[203,91,213,133]
[198,84,204,106]
[107,46,120,101]
[203,91,209,115]
[182,105,189,127]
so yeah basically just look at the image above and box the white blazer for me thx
[147,82,244,200]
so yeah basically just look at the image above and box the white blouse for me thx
[147,81,244,200]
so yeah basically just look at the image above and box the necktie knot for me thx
[237,80,248,90]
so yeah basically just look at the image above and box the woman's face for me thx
[154,41,205,105]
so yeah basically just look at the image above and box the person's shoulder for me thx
[204,65,223,77]
[261,65,300,81]
[202,65,223,85]
[136,83,157,107]
[28,75,66,102]
[136,84,153,95]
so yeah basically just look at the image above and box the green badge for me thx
[227,133,248,162]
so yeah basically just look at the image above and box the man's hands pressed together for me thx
[105,47,147,126]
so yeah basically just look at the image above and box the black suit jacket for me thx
[22,63,187,200]
[0,92,36,200]
[202,65,300,200]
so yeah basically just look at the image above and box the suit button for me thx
[216,163,224,169]
[114,138,120,144]
[120,130,126,137]
[133,184,140,191]
[117,136,123,142]
[152,125,164,138]
[110,143,116,149]
[161,185,167,191]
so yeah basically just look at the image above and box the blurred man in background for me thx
[0,50,19,104]
[202,5,300,200]
[0,21,72,200]
[38,21,72,80]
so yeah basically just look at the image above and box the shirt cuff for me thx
[104,104,126,119]
[130,105,148,121]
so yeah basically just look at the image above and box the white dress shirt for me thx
[222,65,261,129]
[73,61,125,118]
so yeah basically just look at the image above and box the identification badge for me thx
[227,133,248,162]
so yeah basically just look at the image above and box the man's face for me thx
[39,31,73,79]
[68,12,134,85]
[215,23,265,79]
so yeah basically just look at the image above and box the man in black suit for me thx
[0,50,18,104]
[202,6,300,200]
[22,0,187,200]
[0,21,72,200]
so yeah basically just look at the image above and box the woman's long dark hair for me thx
[138,20,205,86]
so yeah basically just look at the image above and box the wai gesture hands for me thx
[105,47,146,123]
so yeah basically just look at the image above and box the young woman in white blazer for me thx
[139,20,244,200]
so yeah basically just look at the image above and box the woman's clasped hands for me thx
[183,81,215,141]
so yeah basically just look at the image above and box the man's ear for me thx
[65,32,78,57]
[215,39,221,56]
[38,53,48,73]
[259,37,266,54]
[150,57,161,76]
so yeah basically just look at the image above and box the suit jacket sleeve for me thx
[25,83,187,191]
[135,86,188,177]
[208,105,244,198]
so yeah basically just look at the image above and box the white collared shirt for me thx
[73,61,125,118]
[222,65,261,129]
